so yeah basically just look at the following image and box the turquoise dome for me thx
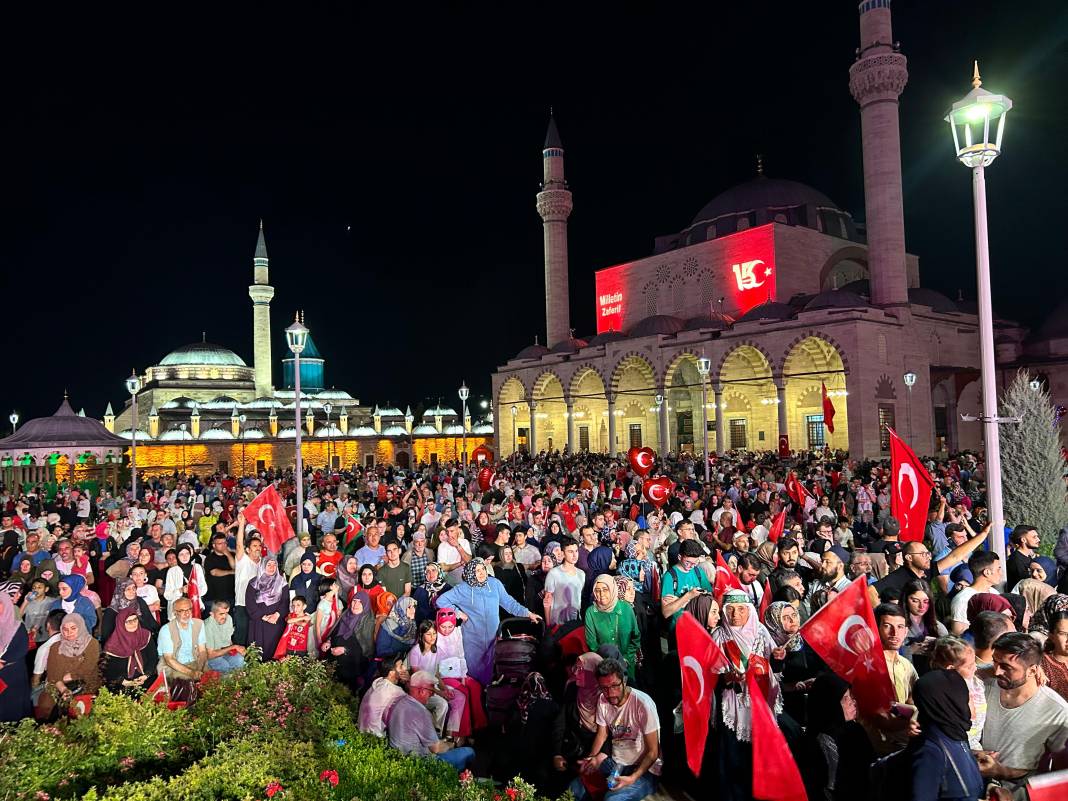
[160,342,247,367]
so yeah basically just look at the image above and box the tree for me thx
[999,371,1068,553]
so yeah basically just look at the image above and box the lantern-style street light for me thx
[125,370,142,501]
[286,313,310,535]
[696,357,712,482]
[458,382,470,468]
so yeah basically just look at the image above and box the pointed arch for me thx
[780,331,850,376]
[783,335,849,450]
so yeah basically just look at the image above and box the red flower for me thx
[506,789,518,801]
[319,769,339,786]
[265,781,284,798]
[459,769,474,785]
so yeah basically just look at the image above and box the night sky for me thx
[3,2,1065,425]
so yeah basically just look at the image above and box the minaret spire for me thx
[536,112,573,349]
[249,220,275,397]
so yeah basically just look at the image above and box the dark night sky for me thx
[3,2,1066,425]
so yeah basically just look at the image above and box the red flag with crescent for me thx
[187,570,202,619]
[758,579,773,624]
[888,427,934,543]
[713,550,742,604]
[785,472,811,507]
[143,673,168,704]
[242,485,295,556]
[676,611,729,776]
[798,576,896,716]
[767,509,786,543]
[343,515,363,548]
[748,670,808,801]
[821,382,836,434]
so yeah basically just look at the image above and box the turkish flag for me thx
[1027,769,1068,801]
[798,576,896,716]
[143,673,168,704]
[767,509,786,543]
[777,434,790,458]
[888,427,934,543]
[821,382,836,434]
[713,550,742,603]
[676,611,729,776]
[242,485,295,556]
[343,516,363,548]
[785,472,811,507]
[748,670,807,801]
[758,579,773,623]
[187,572,202,619]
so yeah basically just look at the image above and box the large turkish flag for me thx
[798,576,896,716]
[713,550,742,604]
[748,670,807,801]
[676,611,729,776]
[243,485,295,556]
[888,427,934,543]
[785,471,811,507]
[767,509,787,543]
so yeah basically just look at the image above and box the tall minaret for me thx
[849,0,910,309]
[536,114,573,348]
[249,220,275,397]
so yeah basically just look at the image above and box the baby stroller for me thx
[485,616,542,727]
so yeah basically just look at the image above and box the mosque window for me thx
[684,257,699,278]
[878,405,896,451]
[672,279,685,313]
[806,415,826,448]
[729,419,748,449]
[657,264,671,283]
[629,424,642,449]
[644,285,658,317]
[839,218,849,239]
[701,272,714,306]
[578,425,590,452]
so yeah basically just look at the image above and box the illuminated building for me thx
[493,0,1054,460]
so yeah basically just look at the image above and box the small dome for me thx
[549,337,588,354]
[244,397,284,409]
[586,330,628,346]
[423,406,457,418]
[118,428,152,440]
[736,301,797,323]
[472,423,494,435]
[515,343,551,360]
[443,424,466,435]
[158,428,193,441]
[277,427,298,439]
[412,424,438,435]
[159,342,247,367]
[315,389,353,400]
[803,289,869,312]
[200,396,241,410]
[314,425,344,438]
[683,312,734,331]
[200,428,235,440]
[347,425,378,436]
[381,425,407,436]
[627,315,685,338]
[839,279,871,297]
[161,396,197,410]
[908,288,959,314]
[241,428,265,439]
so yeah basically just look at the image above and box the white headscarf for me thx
[710,594,780,742]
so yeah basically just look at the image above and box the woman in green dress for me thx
[583,573,640,680]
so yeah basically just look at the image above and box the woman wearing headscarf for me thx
[966,592,1015,626]
[375,595,418,660]
[105,539,141,582]
[8,554,37,601]
[0,593,31,722]
[1030,593,1068,645]
[525,551,558,613]
[328,590,374,692]
[33,556,61,596]
[1011,555,1057,621]
[798,674,874,801]
[412,561,446,624]
[35,613,101,721]
[550,651,603,777]
[101,577,161,675]
[500,671,561,792]
[335,556,362,603]
[356,563,384,608]
[436,557,541,685]
[709,590,781,801]
[764,600,826,726]
[50,573,97,631]
[102,606,153,694]
[580,545,615,611]
[495,545,526,608]
[289,551,319,608]
[583,574,641,681]
[244,557,289,659]
[431,608,487,738]
[163,543,207,619]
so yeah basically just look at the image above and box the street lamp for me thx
[179,423,188,473]
[511,404,519,459]
[946,62,1012,561]
[696,357,712,482]
[286,313,310,536]
[8,412,17,435]
[238,414,247,475]
[479,399,488,410]
[903,372,917,442]
[125,370,142,501]
[458,382,470,468]
[323,403,333,470]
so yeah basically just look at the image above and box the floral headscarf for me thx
[614,576,634,605]
[422,563,447,597]
[592,574,618,613]
[110,579,137,612]
[463,558,488,588]
[1030,593,1068,636]
[763,601,804,651]
[516,671,551,724]
[252,558,287,607]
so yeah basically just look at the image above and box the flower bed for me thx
[0,651,568,801]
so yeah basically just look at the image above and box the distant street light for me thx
[125,370,142,501]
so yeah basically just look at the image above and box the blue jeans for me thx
[569,757,658,801]
[208,653,245,673]
[435,746,475,771]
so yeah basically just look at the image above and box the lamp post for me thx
[946,63,1012,561]
[286,314,310,536]
[179,424,188,473]
[696,356,712,483]
[458,382,470,468]
[323,403,333,470]
[8,412,17,435]
[238,414,247,475]
[903,372,917,443]
[125,370,142,501]
[511,404,519,460]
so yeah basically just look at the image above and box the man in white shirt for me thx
[544,540,585,626]
[233,513,263,645]
[436,519,471,586]
[31,609,64,707]
[949,550,1001,635]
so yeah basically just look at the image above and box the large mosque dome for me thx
[160,342,248,367]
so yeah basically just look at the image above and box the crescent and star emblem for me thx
[897,463,919,510]
[682,655,705,704]
[837,614,868,656]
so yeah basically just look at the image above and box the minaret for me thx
[248,220,275,397]
[849,0,910,309]
[536,114,573,348]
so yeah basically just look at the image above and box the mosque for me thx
[102,223,493,476]
[492,0,1067,461]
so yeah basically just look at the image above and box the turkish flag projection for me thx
[713,550,742,604]
[748,670,808,801]
[799,576,896,716]
[888,427,935,543]
[821,382,836,434]
[243,485,296,556]
[767,509,786,543]
[676,611,729,776]
[785,472,811,507]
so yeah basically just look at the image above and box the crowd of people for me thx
[1,447,1067,800]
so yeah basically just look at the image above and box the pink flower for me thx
[265,781,284,798]
[459,769,474,785]
[319,769,339,786]
[35,792,50,800]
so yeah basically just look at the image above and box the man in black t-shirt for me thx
[203,532,236,613]
[1005,525,1040,591]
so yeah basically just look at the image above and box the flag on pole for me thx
[713,550,742,603]
[748,670,808,801]
[767,509,786,543]
[758,579,773,623]
[676,611,729,776]
[821,382,836,434]
[785,472,811,507]
[242,485,295,555]
[888,427,935,543]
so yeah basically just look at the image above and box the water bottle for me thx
[607,767,621,790]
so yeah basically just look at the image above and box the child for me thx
[929,636,985,750]
[315,579,341,656]
[275,595,312,659]
[20,578,53,641]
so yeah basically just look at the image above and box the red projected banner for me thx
[593,224,777,334]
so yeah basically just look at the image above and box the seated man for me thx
[359,656,409,737]
[571,657,661,801]
[387,670,475,772]
[204,600,246,674]
[157,598,207,700]
[978,632,1068,796]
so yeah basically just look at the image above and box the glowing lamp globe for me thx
[945,62,1012,168]
[125,371,142,396]
[286,316,310,355]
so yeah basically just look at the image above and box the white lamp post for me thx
[903,371,917,442]
[946,62,1012,561]
[179,423,188,473]
[323,402,333,469]
[8,412,17,435]
[696,357,712,483]
[458,382,470,468]
[238,414,247,475]
[286,314,310,536]
[125,370,142,501]
[511,404,519,459]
